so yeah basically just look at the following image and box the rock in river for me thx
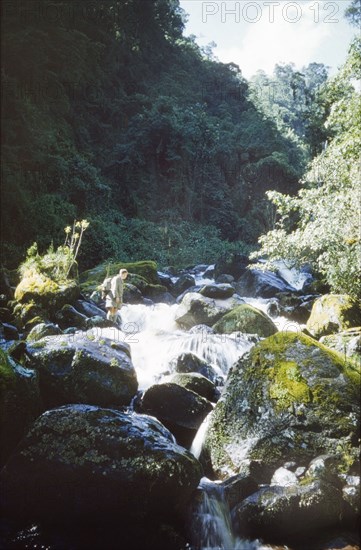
[0,405,202,526]
[200,332,360,478]
[25,332,138,408]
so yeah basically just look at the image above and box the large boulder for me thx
[235,269,295,298]
[55,304,89,329]
[0,349,42,466]
[0,405,202,527]
[306,294,361,339]
[232,478,344,544]
[175,292,244,329]
[14,271,79,312]
[200,332,360,478]
[25,333,138,408]
[139,383,213,447]
[212,304,278,337]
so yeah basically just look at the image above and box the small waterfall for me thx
[98,303,254,390]
[273,260,311,291]
[190,410,213,459]
[191,478,270,550]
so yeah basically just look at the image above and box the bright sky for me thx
[179,0,357,78]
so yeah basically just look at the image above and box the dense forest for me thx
[1,0,360,292]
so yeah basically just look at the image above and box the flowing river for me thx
[88,267,303,550]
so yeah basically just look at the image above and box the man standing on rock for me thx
[102,268,128,324]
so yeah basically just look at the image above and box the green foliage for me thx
[1,0,307,268]
[20,219,89,283]
[252,38,361,299]
[79,211,251,270]
[345,0,361,27]
[250,62,329,157]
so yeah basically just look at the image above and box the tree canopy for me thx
[252,38,361,298]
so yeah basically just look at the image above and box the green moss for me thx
[0,349,17,393]
[251,332,360,411]
[213,304,277,337]
[306,294,361,338]
[15,270,59,301]
[268,361,312,409]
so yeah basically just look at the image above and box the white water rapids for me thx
[85,266,303,550]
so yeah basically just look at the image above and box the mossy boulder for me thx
[306,294,361,339]
[25,332,138,408]
[0,349,42,466]
[80,261,160,295]
[212,304,278,337]
[14,270,79,313]
[26,322,63,341]
[0,405,202,526]
[201,332,360,478]
[175,292,244,329]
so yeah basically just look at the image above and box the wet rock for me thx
[0,349,42,466]
[306,294,361,339]
[140,382,213,447]
[235,269,295,298]
[55,304,89,330]
[199,284,235,300]
[157,271,174,290]
[270,467,299,487]
[172,274,196,297]
[212,304,278,338]
[232,478,344,544]
[221,461,270,510]
[74,299,106,318]
[123,283,144,304]
[162,372,219,402]
[86,315,115,328]
[25,333,137,408]
[0,405,202,526]
[215,274,235,284]
[175,292,244,329]
[203,265,215,279]
[276,292,317,324]
[201,332,360,478]
[174,352,220,384]
[26,322,62,341]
